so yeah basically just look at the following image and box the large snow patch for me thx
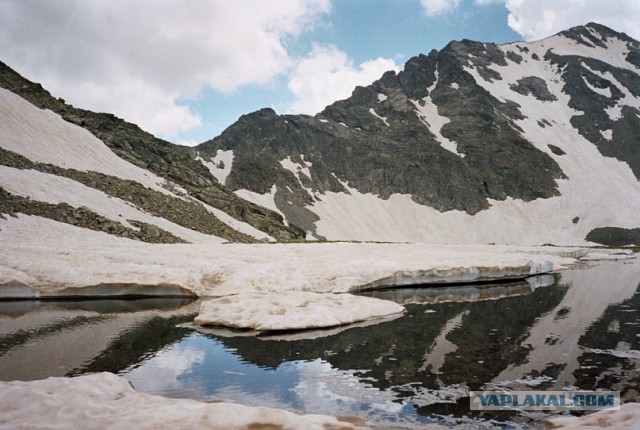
[0,214,629,299]
[194,292,405,331]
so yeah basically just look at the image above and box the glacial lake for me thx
[1,258,639,429]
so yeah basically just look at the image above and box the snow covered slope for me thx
[198,23,640,245]
[0,68,303,243]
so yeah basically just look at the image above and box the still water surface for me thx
[1,259,639,429]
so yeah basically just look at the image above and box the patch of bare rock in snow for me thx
[0,372,371,430]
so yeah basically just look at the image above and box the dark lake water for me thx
[1,258,639,429]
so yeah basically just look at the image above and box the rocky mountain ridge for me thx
[197,22,640,245]
[1,23,639,245]
[0,61,304,243]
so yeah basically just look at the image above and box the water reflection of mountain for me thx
[2,259,638,426]
[202,280,567,421]
[574,263,640,398]
[492,260,640,391]
[359,275,553,305]
[0,298,197,380]
[212,280,569,388]
[208,261,640,420]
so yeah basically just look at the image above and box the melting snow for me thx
[412,72,463,157]
[308,140,640,245]
[582,75,612,98]
[377,93,387,102]
[368,108,390,127]
[0,213,615,300]
[1,165,271,243]
[601,129,613,140]
[412,99,462,156]
[546,33,635,72]
[606,104,624,121]
[0,88,173,196]
[197,199,274,242]
[234,184,286,223]
[196,149,234,186]
[0,166,225,244]
[589,348,640,360]
[280,155,312,181]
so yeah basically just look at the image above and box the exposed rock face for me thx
[586,227,640,246]
[200,44,565,216]
[197,23,640,244]
[509,76,558,101]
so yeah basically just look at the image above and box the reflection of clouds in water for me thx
[123,339,205,398]
[290,359,465,428]
[203,357,466,428]
[493,259,640,389]
[211,385,295,410]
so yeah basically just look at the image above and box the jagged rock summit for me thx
[197,22,640,245]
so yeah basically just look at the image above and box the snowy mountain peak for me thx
[197,23,640,245]
[0,23,638,246]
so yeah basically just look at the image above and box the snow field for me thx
[0,166,225,245]
[3,213,630,349]
[0,88,172,195]
[0,90,272,242]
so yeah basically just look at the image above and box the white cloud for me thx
[176,140,200,148]
[474,0,504,5]
[505,0,640,40]
[420,0,462,16]
[287,45,399,115]
[0,0,330,140]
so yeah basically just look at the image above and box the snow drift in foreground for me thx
[0,372,370,430]
[194,292,405,331]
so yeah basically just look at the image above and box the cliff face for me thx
[197,23,640,245]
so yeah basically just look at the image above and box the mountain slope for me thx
[0,62,305,243]
[197,23,640,245]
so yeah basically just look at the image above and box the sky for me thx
[1,0,639,146]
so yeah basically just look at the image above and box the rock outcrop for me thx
[197,23,640,245]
